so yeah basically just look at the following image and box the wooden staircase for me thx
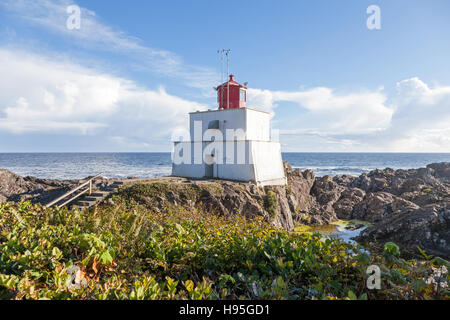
[73,181,124,209]
[45,175,124,210]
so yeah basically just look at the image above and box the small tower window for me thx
[240,89,246,102]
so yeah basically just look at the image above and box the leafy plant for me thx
[0,191,448,300]
[384,242,401,257]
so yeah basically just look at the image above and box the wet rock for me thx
[345,224,365,231]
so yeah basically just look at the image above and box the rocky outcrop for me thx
[115,163,335,233]
[356,205,450,258]
[340,163,450,257]
[333,188,365,220]
[0,169,75,204]
[1,162,450,258]
[351,192,420,223]
[0,169,123,205]
[283,162,449,257]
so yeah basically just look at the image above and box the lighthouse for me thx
[172,74,286,186]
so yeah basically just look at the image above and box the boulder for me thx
[311,175,344,206]
[357,204,450,258]
[427,162,450,183]
[333,188,365,220]
[352,192,419,223]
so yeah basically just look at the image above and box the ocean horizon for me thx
[1,152,449,180]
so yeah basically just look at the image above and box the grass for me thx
[0,186,449,300]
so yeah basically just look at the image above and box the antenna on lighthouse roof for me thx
[217,49,231,109]
[225,50,231,109]
[225,49,231,78]
[217,49,231,82]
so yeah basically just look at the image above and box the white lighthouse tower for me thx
[172,74,286,186]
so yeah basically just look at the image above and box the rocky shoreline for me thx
[1,162,449,258]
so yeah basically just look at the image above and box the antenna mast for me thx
[217,49,231,109]
[225,49,230,78]
[225,49,231,109]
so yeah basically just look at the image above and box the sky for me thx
[0,0,450,152]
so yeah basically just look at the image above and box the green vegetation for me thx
[0,187,449,300]
[263,190,278,218]
[120,182,223,208]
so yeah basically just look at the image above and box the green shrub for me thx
[0,192,448,300]
[384,242,401,257]
[263,190,278,218]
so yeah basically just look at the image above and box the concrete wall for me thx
[173,108,285,186]
[172,139,286,185]
[246,109,270,141]
[250,141,286,185]
[189,108,271,142]
[189,109,246,141]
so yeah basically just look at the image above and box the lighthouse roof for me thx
[217,74,247,89]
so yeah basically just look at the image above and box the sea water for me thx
[0,152,449,180]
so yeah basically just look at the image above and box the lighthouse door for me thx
[205,163,213,178]
[205,154,214,178]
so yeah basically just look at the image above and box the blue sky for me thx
[0,0,450,152]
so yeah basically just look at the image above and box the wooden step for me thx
[74,200,98,207]
[84,196,104,202]
[90,191,109,197]
[104,187,119,192]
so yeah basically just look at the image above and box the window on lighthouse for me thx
[240,89,246,102]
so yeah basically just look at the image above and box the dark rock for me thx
[352,192,419,223]
[333,188,365,220]
[357,204,450,258]
[345,224,365,231]
[0,169,109,205]
[311,176,344,206]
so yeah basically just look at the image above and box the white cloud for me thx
[380,77,450,152]
[1,46,448,152]
[248,78,450,152]
[0,0,218,91]
[0,49,206,142]
[248,86,392,135]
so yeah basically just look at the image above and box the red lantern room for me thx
[216,74,247,109]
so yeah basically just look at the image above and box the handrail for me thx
[45,174,102,208]
[58,188,89,208]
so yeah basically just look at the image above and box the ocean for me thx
[0,152,449,180]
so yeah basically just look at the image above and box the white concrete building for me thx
[172,75,286,186]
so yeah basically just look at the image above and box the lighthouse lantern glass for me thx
[240,89,246,102]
